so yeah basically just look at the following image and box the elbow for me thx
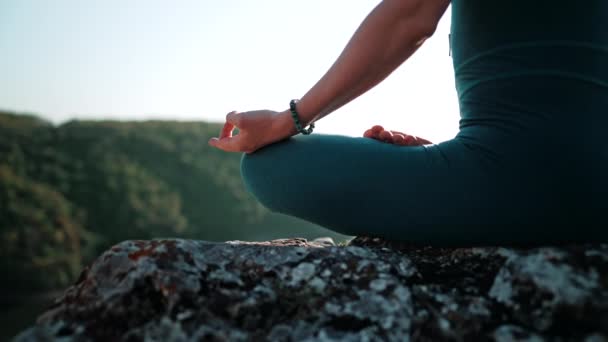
[383,0,448,40]
[410,17,440,42]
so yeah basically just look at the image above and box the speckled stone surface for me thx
[14,237,608,341]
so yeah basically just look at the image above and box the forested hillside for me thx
[0,111,343,297]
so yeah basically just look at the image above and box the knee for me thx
[240,149,283,212]
[240,135,338,213]
[239,152,256,184]
[240,152,264,197]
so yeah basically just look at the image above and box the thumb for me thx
[208,135,241,152]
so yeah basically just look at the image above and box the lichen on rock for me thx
[14,237,608,341]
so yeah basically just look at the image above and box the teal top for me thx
[451,0,608,162]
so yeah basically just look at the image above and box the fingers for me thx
[390,130,407,137]
[208,135,242,153]
[403,135,415,145]
[364,125,392,142]
[390,130,418,146]
[363,125,386,140]
[363,125,433,146]
[392,134,405,145]
[371,125,384,134]
[414,136,433,145]
[378,130,393,142]
[220,111,241,139]
[220,122,235,139]
[364,125,401,144]
[219,110,253,140]
[387,129,433,146]
[225,111,241,126]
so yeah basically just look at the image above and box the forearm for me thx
[294,0,449,125]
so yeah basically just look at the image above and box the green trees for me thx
[0,165,86,293]
[0,111,342,295]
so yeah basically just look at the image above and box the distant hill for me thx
[0,111,345,296]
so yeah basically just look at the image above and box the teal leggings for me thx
[240,134,606,246]
[241,0,608,246]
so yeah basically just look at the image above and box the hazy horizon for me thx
[1,0,460,142]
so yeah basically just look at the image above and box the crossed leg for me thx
[240,131,607,246]
[239,134,522,246]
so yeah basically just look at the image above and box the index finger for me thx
[220,122,235,139]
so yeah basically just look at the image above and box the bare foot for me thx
[363,125,432,146]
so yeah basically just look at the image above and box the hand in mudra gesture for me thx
[208,110,294,153]
[208,110,431,153]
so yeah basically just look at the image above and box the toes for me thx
[363,129,374,138]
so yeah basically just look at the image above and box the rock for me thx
[13,237,608,341]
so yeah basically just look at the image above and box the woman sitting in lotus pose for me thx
[209,0,608,246]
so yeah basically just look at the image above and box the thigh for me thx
[241,134,513,245]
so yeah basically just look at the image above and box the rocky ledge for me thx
[14,237,608,341]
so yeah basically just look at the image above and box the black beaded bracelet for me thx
[289,99,315,135]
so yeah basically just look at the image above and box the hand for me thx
[208,110,295,153]
[363,125,432,146]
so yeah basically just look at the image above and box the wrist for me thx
[289,100,315,135]
[293,96,322,124]
[274,110,299,138]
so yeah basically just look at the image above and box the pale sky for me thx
[0,1,460,143]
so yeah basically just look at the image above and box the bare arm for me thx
[210,0,450,153]
[283,0,451,132]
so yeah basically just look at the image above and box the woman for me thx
[209,0,608,246]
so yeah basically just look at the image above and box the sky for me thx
[0,0,460,143]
